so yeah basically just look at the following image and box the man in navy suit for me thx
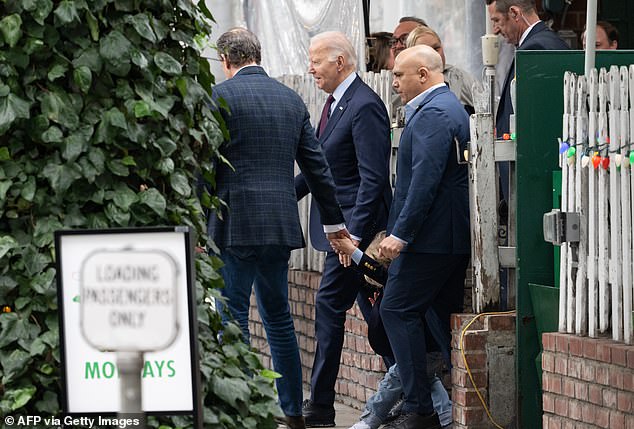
[486,0,569,138]
[378,45,471,429]
[295,31,392,427]
[209,28,348,429]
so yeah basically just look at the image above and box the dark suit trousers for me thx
[380,252,469,415]
[311,251,393,406]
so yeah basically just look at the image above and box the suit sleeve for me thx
[353,253,388,286]
[294,172,309,201]
[295,109,344,225]
[391,106,452,242]
[348,98,391,238]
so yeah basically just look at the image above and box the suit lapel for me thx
[319,76,360,142]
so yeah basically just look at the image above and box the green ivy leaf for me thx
[129,13,156,43]
[62,126,92,161]
[0,14,23,48]
[0,93,31,133]
[48,63,68,81]
[30,268,56,295]
[133,101,152,118]
[33,218,63,247]
[99,30,131,74]
[154,136,177,157]
[30,0,54,25]
[138,188,166,216]
[105,202,130,225]
[170,171,191,196]
[106,159,129,176]
[40,90,79,130]
[0,314,30,349]
[6,385,36,411]
[54,0,80,25]
[0,236,18,259]
[41,126,63,143]
[210,376,251,410]
[154,52,182,75]
[85,9,99,41]
[73,47,103,72]
[112,184,138,209]
[73,66,92,93]
[41,163,82,193]
[0,147,10,161]
[20,176,36,201]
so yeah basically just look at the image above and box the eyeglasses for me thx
[388,34,409,48]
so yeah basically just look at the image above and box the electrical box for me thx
[543,209,580,245]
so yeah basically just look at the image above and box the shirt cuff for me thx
[390,234,408,245]
[323,223,347,233]
[351,248,363,265]
[349,234,362,242]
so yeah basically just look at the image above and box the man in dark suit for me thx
[378,45,471,429]
[295,31,392,427]
[486,0,569,138]
[209,28,348,429]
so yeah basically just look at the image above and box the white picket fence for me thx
[278,71,395,272]
[559,65,634,345]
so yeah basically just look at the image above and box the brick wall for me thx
[542,332,634,429]
[451,313,516,429]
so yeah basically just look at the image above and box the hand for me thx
[330,237,356,256]
[338,253,352,267]
[379,236,404,260]
[368,291,380,306]
[326,228,351,241]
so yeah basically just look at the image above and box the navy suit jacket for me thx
[388,86,470,254]
[295,75,392,251]
[496,21,570,135]
[209,66,344,249]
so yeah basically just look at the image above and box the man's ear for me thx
[508,6,519,20]
[418,66,428,82]
[336,55,345,71]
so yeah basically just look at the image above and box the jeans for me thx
[360,365,452,428]
[217,246,302,417]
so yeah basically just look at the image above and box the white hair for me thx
[310,31,357,69]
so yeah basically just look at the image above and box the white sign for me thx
[55,228,200,418]
[80,249,179,351]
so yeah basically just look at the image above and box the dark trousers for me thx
[380,252,469,415]
[310,251,394,406]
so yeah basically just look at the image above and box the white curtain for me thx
[244,0,366,77]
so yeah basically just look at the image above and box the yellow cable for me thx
[459,310,516,429]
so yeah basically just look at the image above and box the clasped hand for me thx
[327,229,356,267]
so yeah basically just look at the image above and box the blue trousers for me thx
[381,252,469,415]
[217,246,302,417]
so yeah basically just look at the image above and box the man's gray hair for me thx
[311,31,357,69]
[485,0,536,13]
[216,27,261,67]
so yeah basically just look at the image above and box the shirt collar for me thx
[234,63,261,75]
[404,83,446,123]
[519,20,540,46]
[330,71,357,112]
